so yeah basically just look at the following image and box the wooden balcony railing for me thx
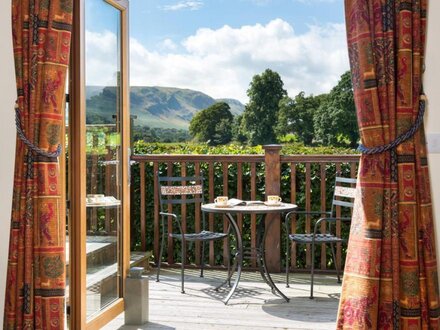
[130,147,360,273]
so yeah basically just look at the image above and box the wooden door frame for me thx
[69,0,130,329]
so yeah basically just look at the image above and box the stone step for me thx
[66,250,153,316]
[66,235,118,274]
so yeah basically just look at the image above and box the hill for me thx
[216,98,245,117]
[85,86,245,129]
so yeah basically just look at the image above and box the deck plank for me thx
[102,269,340,330]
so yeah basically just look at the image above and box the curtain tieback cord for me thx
[15,102,61,158]
[358,95,426,155]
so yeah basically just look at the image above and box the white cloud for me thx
[159,38,178,51]
[86,19,349,103]
[85,30,119,86]
[161,1,204,11]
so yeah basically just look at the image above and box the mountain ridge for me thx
[86,86,245,129]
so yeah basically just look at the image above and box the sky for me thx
[86,0,349,103]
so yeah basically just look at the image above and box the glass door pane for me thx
[85,0,122,319]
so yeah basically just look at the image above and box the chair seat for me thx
[288,233,343,244]
[170,230,228,242]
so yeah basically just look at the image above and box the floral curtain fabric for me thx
[338,0,440,328]
[4,0,72,329]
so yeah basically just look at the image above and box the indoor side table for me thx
[201,202,297,304]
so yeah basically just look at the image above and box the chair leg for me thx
[227,238,232,287]
[156,222,165,282]
[286,238,290,288]
[181,239,186,294]
[200,241,205,278]
[330,243,341,283]
[310,241,315,299]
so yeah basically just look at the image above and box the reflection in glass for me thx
[85,0,122,319]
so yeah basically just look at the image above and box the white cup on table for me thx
[266,195,282,205]
[214,196,228,206]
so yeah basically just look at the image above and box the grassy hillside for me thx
[85,86,245,129]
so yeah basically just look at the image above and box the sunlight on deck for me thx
[103,268,341,330]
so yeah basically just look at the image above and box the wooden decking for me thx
[103,268,341,330]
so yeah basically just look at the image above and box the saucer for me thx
[264,201,282,206]
[214,204,230,208]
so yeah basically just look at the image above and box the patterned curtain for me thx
[338,0,440,328]
[3,1,72,329]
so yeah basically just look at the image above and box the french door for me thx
[68,0,130,329]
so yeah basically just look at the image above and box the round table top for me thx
[201,202,297,215]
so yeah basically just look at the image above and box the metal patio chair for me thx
[285,176,357,299]
[156,174,230,294]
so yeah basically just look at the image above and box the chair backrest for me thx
[157,175,205,212]
[330,176,357,217]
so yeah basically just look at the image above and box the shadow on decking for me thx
[104,268,341,330]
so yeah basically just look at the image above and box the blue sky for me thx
[130,0,345,50]
[86,0,349,103]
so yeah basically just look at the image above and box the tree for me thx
[132,126,191,143]
[231,114,247,144]
[313,71,359,148]
[189,102,233,145]
[276,92,326,145]
[242,69,287,145]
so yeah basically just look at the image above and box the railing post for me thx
[263,145,282,273]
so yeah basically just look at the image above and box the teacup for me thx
[266,195,282,204]
[214,196,228,206]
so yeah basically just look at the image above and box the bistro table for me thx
[201,202,297,304]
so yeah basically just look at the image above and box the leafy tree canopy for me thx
[242,69,287,146]
[232,114,247,144]
[276,92,327,145]
[313,71,359,148]
[189,102,233,146]
[133,126,190,143]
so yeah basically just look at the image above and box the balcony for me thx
[74,140,361,329]
[77,146,360,328]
